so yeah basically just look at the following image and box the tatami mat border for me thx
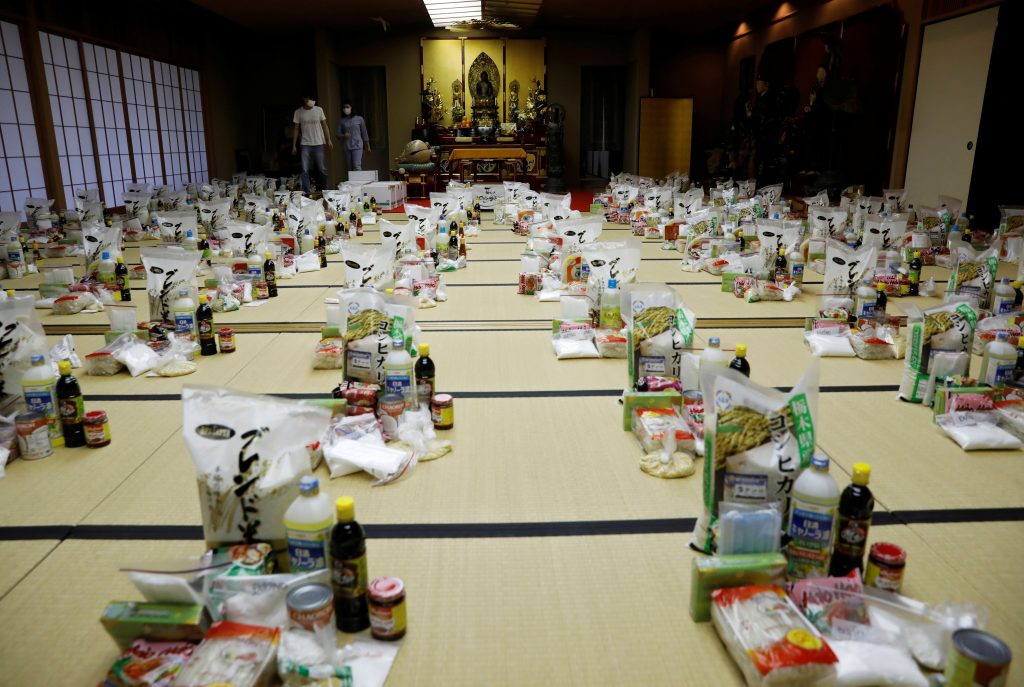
[2,508,1021,542]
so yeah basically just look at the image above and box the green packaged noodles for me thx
[692,360,819,554]
[623,285,696,387]
[899,302,978,403]
[945,246,998,310]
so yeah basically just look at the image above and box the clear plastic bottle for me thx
[22,354,62,447]
[699,337,730,391]
[854,279,877,319]
[992,278,1015,315]
[787,453,840,580]
[285,476,334,572]
[383,338,416,407]
[599,279,622,329]
[183,230,198,252]
[787,246,804,286]
[247,253,264,281]
[980,331,1017,386]
[98,251,117,287]
[172,289,196,339]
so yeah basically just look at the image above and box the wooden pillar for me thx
[18,4,64,209]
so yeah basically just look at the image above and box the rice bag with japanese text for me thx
[692,359,819,554]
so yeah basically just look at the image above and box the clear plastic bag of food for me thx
[936,412,1023,451]
[312,337,344,370]
[172,621,279,687]
[693,359,818,553]
[711,585,837,687]
[623,284,697,386]
[899,302,977,403]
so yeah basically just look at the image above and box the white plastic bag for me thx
[937,412,1022,451]
[324,437,415,485]
[805,332,856,357]
[182,386,331,545]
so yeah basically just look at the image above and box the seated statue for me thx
[474,72,496,105]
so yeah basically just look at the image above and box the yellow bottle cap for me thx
[336,496,355,521]
[876,283,886,291]
[58,360,72,375]
[419,343,429,356]
[1014,281,1022,289]
[199,294,208,304]
[116,256,124,263]
[913,251,922,258]
[852,462,871,485]
[265,252,272,259]
[735,343,746,357]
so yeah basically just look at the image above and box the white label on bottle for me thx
[287,527,330,571]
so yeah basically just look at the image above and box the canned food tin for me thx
[16,411,52,460]
[864,542,906,593]
[286,583,334,633]
[431,394,454,429]
[368,577,407,641]
[218,327,235,353]
[378,393,405,419]
[945,628,1012,687]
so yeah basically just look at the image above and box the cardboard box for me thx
[363,181,407,210]
[101,602,209,649]
[348,170,378,183]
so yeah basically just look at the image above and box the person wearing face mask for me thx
[336,100,371,174]
[292,95,332,194]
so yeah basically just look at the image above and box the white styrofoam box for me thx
[348,170,379,183]
[338,182,368,197]
[363,182,408,210]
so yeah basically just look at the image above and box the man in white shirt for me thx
[291,95,333,194]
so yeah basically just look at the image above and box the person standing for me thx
[292,95,332,194]
[336,101,371,175]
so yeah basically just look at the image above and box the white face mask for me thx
[305,99,315,107]
[343,107,352,115]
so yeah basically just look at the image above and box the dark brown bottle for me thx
[115,257,130,302]
[56,360,86,447]
[196,295,217,356]
[317,231,327,268]
[264,253,278,298]
[331,496,369,632]
[830,463,875,576]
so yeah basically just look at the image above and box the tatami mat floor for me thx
[1,211,1022,686]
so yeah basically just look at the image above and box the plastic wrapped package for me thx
[804,332,856,358]
[52,292,103,315]
[141,247,202,323]
[595,329,627,358]
[623,285,697,387]
[551,319,599,359]
[823,239,878,296]
[102,639,196,687]
[899,303,977,403]
[183,387,330,546]
[323,436,415,485]
[172,621,279,687]
[710,585,837,687]
[936,412,1023,451]
[692,360,818,554]
[312,338,344,370]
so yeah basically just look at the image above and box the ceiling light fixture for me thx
[735,21,752,38]
[773,2,797,21]
[423,0,483,27]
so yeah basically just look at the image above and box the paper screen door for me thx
[904,8,997,207]
[638,97,693,179]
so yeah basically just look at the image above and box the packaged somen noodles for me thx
[691,359,819,554]
[183,386,330,546]
[711,585,838,687]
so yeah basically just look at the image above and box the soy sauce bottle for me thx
[728,343,750,377]
[114,256,130,302]
[829,463,875,576]
[196,295,217,356]
[331,496,369,632]
[908,251,922,296]
[317,230,328,268]
[56,360,86,447]
[264,252,278,298]
[774,250,787,282]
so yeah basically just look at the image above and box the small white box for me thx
[348,170,379,183]
[363,181,408,210]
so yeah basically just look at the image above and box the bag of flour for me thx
[183,386,330,546]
